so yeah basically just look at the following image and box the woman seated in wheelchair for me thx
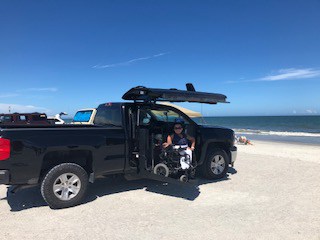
[162,121,195,170]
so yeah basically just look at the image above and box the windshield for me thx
[150,109,189,123]
[73,110,93,122]
[192,117,208,125]
[0,115,13,122]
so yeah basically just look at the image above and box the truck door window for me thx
[94,104,123,127]
[139,111,152,125]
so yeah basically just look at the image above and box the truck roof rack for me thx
[122,83,229,104]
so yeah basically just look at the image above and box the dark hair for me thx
[174,123,183,128]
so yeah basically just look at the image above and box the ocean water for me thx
[63,116,320,145]
[194,116,320,145]
[64,119,73,124]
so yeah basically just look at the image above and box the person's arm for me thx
[163,135,173,148]
[187,135,195,151]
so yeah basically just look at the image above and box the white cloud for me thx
[306,109,318,114]
[17,88,58,92]
[0,103,50,113]
[0,88,57,100]
[153,52,169,57]
[259,68,320,81]
[93,52,170,69]
[227,68,320,83]
[0,93,19,98]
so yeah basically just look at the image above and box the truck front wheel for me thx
[41,163,88,209]
[201,149,229,180]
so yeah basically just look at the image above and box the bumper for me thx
[230,146,237,166]
[0,170,9,184]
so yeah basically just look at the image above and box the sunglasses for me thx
[174,127,182,130]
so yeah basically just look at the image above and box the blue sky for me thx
[0,0,319,117]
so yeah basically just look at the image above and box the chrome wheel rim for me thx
[210,155,226,175]
[53,173,81,201]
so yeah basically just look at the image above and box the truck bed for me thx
[0,125,127,185]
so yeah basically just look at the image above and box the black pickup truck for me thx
[0,84,237,209]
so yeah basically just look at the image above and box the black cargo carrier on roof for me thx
[122,84,229,104]
[0,83,237,209]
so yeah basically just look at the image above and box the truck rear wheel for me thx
[41,163,88,209]
[201,149,229,180]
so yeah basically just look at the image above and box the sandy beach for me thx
[0,140,319,240]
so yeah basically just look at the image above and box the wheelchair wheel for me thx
[179,175,188,182]
[154,163,169,177]
[189,168,196,179]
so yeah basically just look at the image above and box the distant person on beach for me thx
[236,135,253,145]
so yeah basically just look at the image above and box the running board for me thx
[138,170,197,187]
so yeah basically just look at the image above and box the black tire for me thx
[180,175,188,182]
[153,163,169,177]
[41,163,88,209]
[189,168,196,179]
[201,149,229,180]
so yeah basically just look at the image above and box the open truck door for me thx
[123,84,229,185]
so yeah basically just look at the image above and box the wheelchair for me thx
[153,144,197,182]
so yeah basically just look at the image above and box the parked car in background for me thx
[71,108,97,124]
[0,112,50,125]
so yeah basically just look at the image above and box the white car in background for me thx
[71,108,97,125]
